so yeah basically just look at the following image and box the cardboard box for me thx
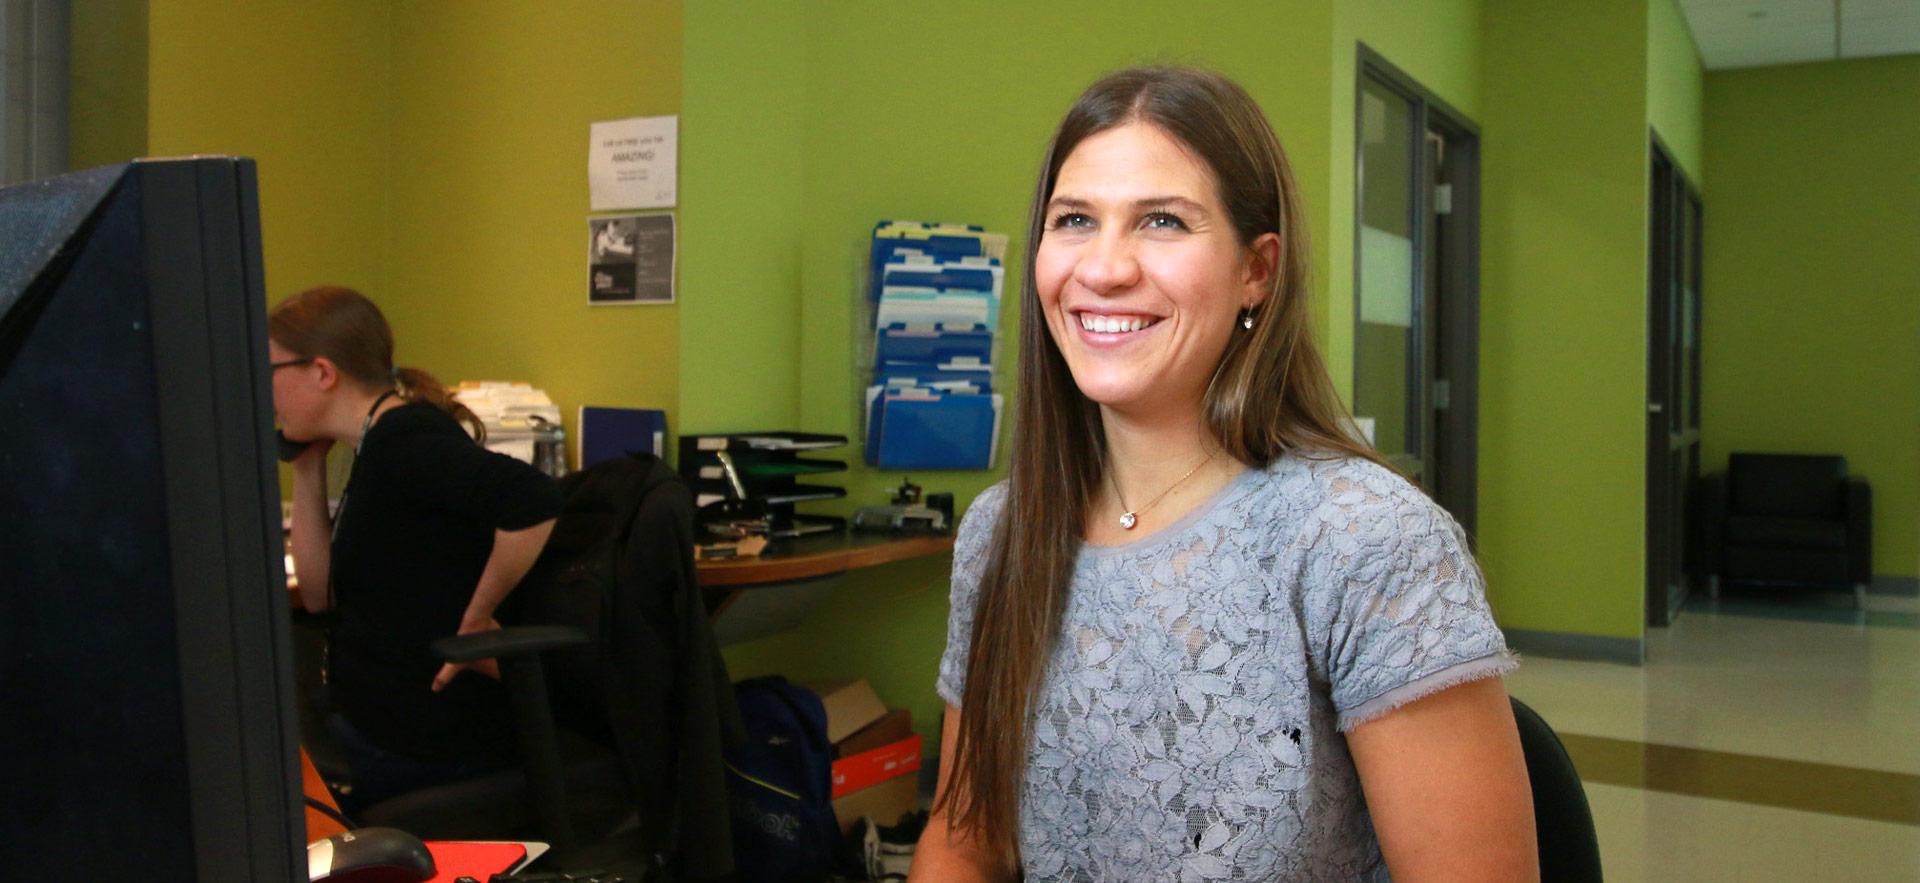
[837,708,913,758]
[832,733,922,799]
[831,767,921,834]
[808,679,888,744]
[808,680,924,832]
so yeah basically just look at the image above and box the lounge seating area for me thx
[1700,453,1873,607]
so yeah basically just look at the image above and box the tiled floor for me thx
[1586,782,1920,881]
[1506,587,1920,881]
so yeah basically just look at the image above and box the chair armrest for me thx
[429,624,590,857]
[431,625,587,663]
[1847,479,1873,586]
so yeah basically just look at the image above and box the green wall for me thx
[382,1,683,431]
[1345,0,1485,116]
[1702,56,1920,580]
[678,0,805,434]
[145,1,392,308]
[1478,0,1652,643]
[68,0,147,171]
[1647,0,1704,182]
[91,1,683,446]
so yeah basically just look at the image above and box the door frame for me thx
[1646,133,1704,627]
[1354,44,1482,537]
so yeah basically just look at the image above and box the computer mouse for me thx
[307,826,437,882]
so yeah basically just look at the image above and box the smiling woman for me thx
[911,67,1537,882]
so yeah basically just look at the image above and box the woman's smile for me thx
[1073,310,1165,342]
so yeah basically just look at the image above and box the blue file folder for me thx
[578,406,667,467]
[880,257,1003,299]
[874,289,997,332]
[873,323,994,370]
[863,387,1001,470]
[867,221,1007,300]
[875,367,991,395]
[876,259,1003,334]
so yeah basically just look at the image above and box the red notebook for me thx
[423,841,529,882]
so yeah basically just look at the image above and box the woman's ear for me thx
[311,356,342,392]
[1241,232,1283,310]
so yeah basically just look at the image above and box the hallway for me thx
[1507,590,1920,880]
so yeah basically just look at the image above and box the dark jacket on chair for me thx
[510,452,745,880]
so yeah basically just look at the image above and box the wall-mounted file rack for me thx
[678,432,850,537]
[858,221,1009,471]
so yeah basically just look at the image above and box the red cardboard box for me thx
[831,733,922,799]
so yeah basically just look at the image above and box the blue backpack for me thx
[726,676,839,881]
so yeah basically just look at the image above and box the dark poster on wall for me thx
[589,212,674,304]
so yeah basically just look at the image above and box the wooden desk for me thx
[696,533,955,588]
[699,533,954,643]
[289,533,952,595]
[290,532,956,619]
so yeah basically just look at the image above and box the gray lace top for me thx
[937,454,1515,881]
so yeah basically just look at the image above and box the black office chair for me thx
[355,453,743,879]
[1511,697,1603,882]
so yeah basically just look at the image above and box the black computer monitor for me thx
[0,159,303,879]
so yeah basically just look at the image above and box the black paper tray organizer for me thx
[679,432,850,536]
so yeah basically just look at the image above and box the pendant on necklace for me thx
[1119,511,1138,530]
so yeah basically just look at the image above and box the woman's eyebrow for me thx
[1046,195,1209,214]
[1135,196,1207,215]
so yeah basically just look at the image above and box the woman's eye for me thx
[1144,212,1188,231]
[1050,212,1093,231]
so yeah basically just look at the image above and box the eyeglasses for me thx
[270,357,316,371]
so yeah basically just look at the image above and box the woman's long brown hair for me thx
[935,67,1393,866]
[268,285,485,441]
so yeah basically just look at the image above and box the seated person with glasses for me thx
[271,285,560,815]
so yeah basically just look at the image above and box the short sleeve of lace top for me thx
[1292,457,1513,730]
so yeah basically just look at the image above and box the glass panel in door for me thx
[1355,77,1424,481]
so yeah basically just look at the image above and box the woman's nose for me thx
[1073,230,1141,295]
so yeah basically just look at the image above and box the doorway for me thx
[1353,46,1481,534]
[1647,139,1704,627]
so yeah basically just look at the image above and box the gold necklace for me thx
[1110,451,1214,530]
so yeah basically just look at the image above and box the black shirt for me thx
[327,400,562,762]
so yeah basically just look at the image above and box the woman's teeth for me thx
[1079,314,1157,334]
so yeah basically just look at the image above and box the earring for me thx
[1240,310,1255,330]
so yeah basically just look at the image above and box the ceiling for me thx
[1679,0,1920,70]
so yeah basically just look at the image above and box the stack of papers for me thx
[452,381,562,463]
[864,221,1006,470]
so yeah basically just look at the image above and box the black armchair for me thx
[1701,453,1872,606]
